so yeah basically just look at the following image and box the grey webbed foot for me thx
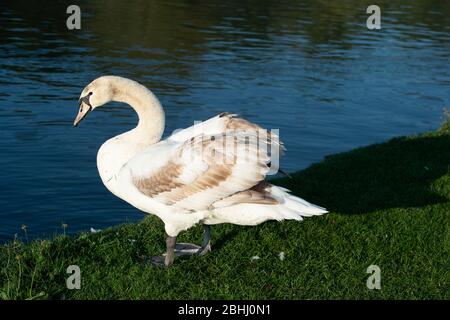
[150,255,166,267]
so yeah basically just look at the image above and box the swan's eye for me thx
[88,92,93,96]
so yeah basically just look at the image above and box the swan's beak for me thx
[73,101,92,127]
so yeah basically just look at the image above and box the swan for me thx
[73,76,328,266]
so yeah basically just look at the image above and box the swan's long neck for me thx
[113,78,165,144]
[97,78,165,190]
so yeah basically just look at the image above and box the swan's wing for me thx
[211,181,279,208]
[167,113,284,150]
[129,123,283,211]
[166,112,234,143]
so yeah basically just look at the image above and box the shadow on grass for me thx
[212,227,241,251]
[276,134,450,215]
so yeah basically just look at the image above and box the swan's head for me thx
[74,76,117,126]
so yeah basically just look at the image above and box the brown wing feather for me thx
[223,114,285,153]
[132,160,183,197]
[132,133,236,206]
[212,181,278,208]
[132,115,282,209]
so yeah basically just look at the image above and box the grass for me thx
[1,120,449,300]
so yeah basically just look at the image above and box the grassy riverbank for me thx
[1,120,449,300]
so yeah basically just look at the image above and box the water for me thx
[0,0,449,242]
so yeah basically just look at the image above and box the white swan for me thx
[74,76,327,266]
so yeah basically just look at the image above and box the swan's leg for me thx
[151,225,212,266]
[151,236,176,267]
[164,236,176,266]
[174,224,211,256]
[197,224,212,256]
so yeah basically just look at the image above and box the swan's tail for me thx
[205,183,327,226]
[269,185,328,221]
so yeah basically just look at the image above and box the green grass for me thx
[1,120,449,300]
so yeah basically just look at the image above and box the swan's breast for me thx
[96,137,172,197]
[96,138,135,193]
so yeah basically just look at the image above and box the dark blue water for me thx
[0,0,449,242]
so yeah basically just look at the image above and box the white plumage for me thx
[74,76,327,266]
